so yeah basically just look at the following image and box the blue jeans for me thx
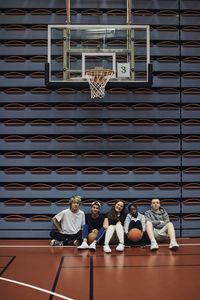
[82,224,105,244]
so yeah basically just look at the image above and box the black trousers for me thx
[126,220,146,246]
[128,220,143,231]
[50,229,82,245]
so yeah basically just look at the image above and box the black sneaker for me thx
[50,239,63,246]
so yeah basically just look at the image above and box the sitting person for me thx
[78,201,106,251]
[103,199,126,253]
[145,198,179,250]
[50,195,85,246]
[124,203,146,247]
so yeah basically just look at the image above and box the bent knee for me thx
[107,225,115,231]
[146,221,153,227]
[167,222,174,228]
[116,222,123,228]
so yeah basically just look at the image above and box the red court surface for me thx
[0,238,200,300]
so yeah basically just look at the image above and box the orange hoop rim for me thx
[85,68,114,77]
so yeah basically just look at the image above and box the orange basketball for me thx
[128,228,143,242]
[87,232,97,244]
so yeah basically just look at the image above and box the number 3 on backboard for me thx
[117,63,130,78]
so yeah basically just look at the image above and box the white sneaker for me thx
[77,241,89,250]
[150,240,159,251]
[116,243,124,252]
[50,239,56,246]
[104,245,111,253]
[89,241,96,251]
[50,239,63,246]
[169,240,179,250]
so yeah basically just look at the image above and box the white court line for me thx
[0,245,73,248]
[0,244,200,247]
[0,277,74,300]
[159,243,200,247]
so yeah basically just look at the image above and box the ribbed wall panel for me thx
[0,0,200,238]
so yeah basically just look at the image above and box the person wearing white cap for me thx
[78,201,106,251]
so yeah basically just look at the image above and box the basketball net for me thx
[85,68,114,99]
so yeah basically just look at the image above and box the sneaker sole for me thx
[170,245,179,250]
[150,247,159,251]
[77,248,88,250]
[104,249,111,253]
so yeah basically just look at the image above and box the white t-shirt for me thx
[55,209,85,234]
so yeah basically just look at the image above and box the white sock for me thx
[104,225,115,245]
[116,222,124,244]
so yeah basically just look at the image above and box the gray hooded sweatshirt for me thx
[145,207,170,229]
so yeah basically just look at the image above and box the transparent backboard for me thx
[46,25,152,88]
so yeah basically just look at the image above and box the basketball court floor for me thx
[0,238,200,300]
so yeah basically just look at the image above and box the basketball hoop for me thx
[85,68,114,99]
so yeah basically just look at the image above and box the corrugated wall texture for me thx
[0,0,200,238]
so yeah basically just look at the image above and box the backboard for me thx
[45,25,152,89]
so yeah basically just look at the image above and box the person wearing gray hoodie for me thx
[145,198,179,251]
